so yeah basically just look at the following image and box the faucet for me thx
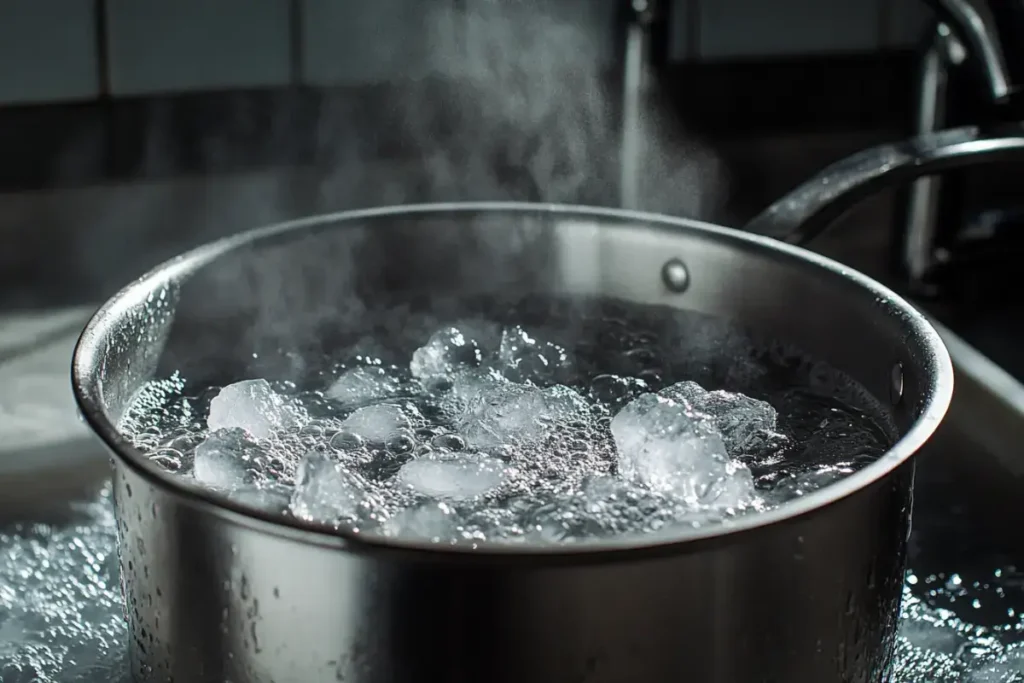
[922,0,1022,103]
[619,0,668,210]
[892,1,1024,293]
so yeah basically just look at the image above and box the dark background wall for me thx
[0,0,935,307]
[0,0,928,104]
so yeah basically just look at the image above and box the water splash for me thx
[0,486,128,683]
[893,571,1024,682]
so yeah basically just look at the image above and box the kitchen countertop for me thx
[0,306,109,517]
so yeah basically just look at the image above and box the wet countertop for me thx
[0,307,108,516]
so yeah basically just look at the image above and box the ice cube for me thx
[207,379,304,440]
[442,367,509,405]
[497,325,574,384]
[382,502,457,541]
[326,366,404,406]
[658,381,782,455]
[610,393,754,506]
[193,429,275,489]
[410,321,501,380]
[228,482,293,512]
[289,452,363,522]
[396,453,506,500]
[340,403,411,443]
[456,383,589,449]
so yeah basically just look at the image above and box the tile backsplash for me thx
[301,0,454,86]
[0,0,99,104]
[0,0,932,105]
[105,0,292,96]
[698,0,882,59]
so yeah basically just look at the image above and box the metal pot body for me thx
[74,204,951,683]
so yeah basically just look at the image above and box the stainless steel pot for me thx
[77,125,1024,682]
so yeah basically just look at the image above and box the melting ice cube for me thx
[382,502,457,541]
[207,379,304,440]
[229,482,293,512]
[289,452,362,523]
[340,403,412,443]
[658,381,782,455]
[442,367,509,405]
[497,325,574,384]
[193,429,275,489]
[456,383,589,449]
[326,366,404,407]
[610,393,754,507]
[396,453,506,501]
[410,321,501,380]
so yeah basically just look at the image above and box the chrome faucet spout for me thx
[923,0,1015,102]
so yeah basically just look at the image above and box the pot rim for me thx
[71,201,953,560]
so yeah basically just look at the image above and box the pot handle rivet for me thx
[890,362,904,406]
[661,258,690,293]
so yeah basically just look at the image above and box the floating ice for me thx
[289,452,362,522]
[410,321,501,380]
[497,325,574,384]
[326,366,404,406]
[229,483,293,512]
[658,381,782,455]
[397,453,506,501]
[193,429,279,489]
[382,502,457,541]
[207,379,303,440]
[340,403,412,443]
[611,393,754,506]
[457,383,589,449]
[121,308,895,545]
[443,367,510,405]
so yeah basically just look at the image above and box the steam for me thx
[5,1,727,364]
[315,1,725,214]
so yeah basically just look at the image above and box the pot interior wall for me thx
[85,207,933,437]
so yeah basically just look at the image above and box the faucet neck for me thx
[925,0,1023,103]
